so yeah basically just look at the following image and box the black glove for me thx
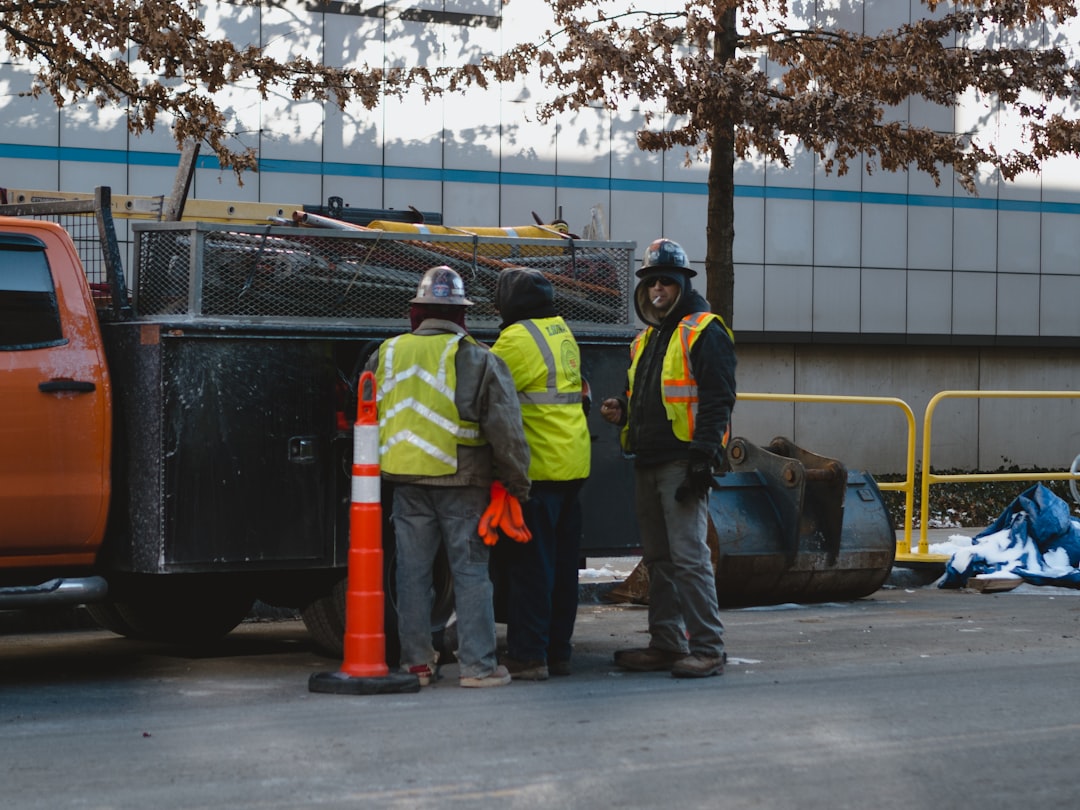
[675,452,717,502]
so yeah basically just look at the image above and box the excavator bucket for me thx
[712,436,895,606]
[605,437,895,607]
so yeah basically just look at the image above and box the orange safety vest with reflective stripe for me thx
[621,312,733,450]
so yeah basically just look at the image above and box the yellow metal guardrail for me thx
[737,393,918,556]
[918,390,1080,555]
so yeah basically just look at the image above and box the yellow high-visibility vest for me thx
[492,317,590,481]
[375,332,485,476]
[622,312,733,449]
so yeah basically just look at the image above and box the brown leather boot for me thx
[613,646,688,671]
[671,652,727,678]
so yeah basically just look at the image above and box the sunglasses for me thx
[648,276,679,287]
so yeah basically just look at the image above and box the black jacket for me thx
[622,272,737,467]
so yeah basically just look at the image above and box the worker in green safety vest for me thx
[490,266,592,681]
[369,265,531,688]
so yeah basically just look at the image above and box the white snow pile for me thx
[938,483,1080,589]
[580,561,635,581]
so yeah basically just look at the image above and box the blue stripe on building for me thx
[4,142,1080,216]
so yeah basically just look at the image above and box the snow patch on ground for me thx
[580,565,634,580]
[736,602,851,612]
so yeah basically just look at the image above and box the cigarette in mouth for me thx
[652,295,663,305]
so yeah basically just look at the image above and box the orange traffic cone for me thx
[309,370,419,695]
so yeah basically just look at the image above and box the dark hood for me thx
[634,269,709,327]
[496,267,557,327]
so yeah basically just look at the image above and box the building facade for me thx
[2,0,1079,475]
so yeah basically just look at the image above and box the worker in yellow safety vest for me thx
[367,265,531,688]
[600,238,736,679]
[490,266,591,681]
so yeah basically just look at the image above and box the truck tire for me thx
[86,577,255,645]
[301,541,455,665]
[299,576,348,659]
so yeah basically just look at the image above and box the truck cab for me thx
[0,219,111,572]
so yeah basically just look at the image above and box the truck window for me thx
[0,234,64,350]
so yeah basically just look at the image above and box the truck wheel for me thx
[85,601,141,638]
[86,579,255,645]
[301,542,456,665]
[300,576,348,659]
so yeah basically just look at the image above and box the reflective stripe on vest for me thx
[517,320,584,406]
[376,332,483,476]
[494,317,591,481]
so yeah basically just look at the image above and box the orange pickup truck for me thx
[0,203,384,652]
[0,190,649,655]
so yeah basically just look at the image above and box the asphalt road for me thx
[4,583,1080,809]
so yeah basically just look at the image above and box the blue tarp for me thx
[939,483,1080,589]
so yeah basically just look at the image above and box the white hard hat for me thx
[410,265,474,306]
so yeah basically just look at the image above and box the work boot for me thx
[502,657,549,681]
[401,663,435,686]
[459,665,512,688]
[671,652,727,678]
[548,659,572,677]
[613,646,688,672]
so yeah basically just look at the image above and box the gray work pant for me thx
[392,483,499,679]
[634,460,725,657]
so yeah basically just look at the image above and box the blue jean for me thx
[499,480,585,664]
[634,461,724,657]
[392,483,499,679]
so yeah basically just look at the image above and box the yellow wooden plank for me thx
[1,189,301,224]
[180,199,300,223]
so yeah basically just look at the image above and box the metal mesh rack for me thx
[0,187,131,320]
[133,222,637,332]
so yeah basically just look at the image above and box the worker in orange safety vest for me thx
[600,238,736,679]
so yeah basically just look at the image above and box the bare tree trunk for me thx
[707,122,736,326]
[705,7,738,326]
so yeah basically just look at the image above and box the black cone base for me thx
[308,670,421,695]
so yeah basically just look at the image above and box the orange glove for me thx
[498,490,532,543]
[478,482,507,546]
